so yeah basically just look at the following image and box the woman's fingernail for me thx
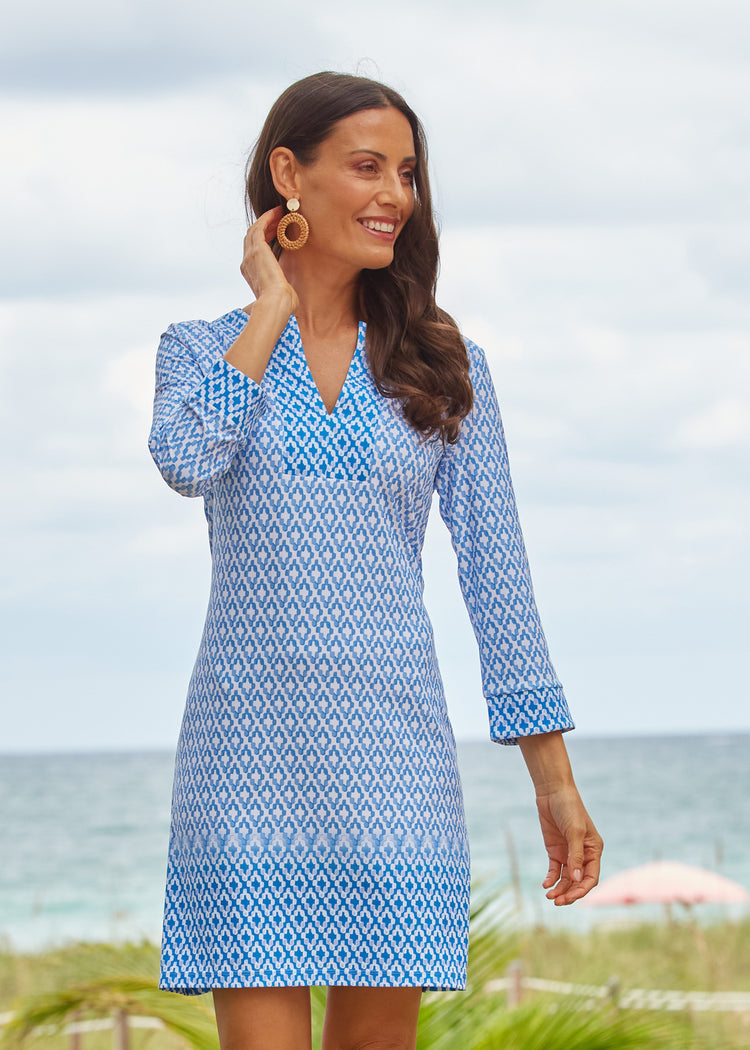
[574,869,582,881]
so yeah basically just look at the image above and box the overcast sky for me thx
[1,0,748,752]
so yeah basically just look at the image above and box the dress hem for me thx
[158,978,467,995]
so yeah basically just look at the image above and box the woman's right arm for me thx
[148,209,297,498]
[147,322,268,498]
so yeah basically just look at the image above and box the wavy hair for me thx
[244,71,473,444]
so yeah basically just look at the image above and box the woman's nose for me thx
[376,170,409,209]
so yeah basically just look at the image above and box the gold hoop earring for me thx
[276,198,309,251]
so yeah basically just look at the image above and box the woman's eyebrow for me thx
[347,149,418,163]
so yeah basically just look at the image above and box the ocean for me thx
[2,734,749,952]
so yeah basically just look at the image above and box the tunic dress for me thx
[148,307,573,995]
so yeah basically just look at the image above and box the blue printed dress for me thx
[148,307,573,994]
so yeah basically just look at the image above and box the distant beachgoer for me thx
[148,71,603,1050]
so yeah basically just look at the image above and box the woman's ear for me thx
[269,147,300,201]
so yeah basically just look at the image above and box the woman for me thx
[148,71,602,1050]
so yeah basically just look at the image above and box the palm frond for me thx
[1,976,218,1050]
[480,998,685,1050]
[416,879,687,1050]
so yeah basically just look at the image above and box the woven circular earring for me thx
[276,198,309,251]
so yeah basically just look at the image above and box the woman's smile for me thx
[358,216,398,240]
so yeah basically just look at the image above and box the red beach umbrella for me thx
[583,861,750,908]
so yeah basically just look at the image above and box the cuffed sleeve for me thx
[434,339,574,745]
[148,321,267,498]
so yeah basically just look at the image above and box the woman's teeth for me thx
[361,220,395,233]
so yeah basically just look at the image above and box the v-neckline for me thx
[290,314,365,419]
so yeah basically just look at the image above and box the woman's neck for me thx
[280,252,360,336]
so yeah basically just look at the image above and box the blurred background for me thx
[1,0,748,955]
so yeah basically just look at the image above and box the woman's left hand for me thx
[518,731,603,906]
[534,785,603,905]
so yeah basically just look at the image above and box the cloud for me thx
[687,230,750,304]
[2,0,748,298]
[2,0,749,746]
[672,398,750,450]
[0,89,259,299]
[437,227,750,465]
[1,0,324,94]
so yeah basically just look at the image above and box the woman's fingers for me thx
[566,831,586,884]
[542,859,561,889]
[240,207,293,301]
[544,832,603,905]
[242,206,283,260]
[534,789,603,906]
[247,205,284,245]
[547,865,600,905]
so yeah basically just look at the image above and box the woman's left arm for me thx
[434,338,574,743]
[519,730,603,904]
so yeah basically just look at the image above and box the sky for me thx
[1,0,748,752]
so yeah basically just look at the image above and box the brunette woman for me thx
[149,71,602,1050]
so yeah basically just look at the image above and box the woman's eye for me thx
[401,170,415,184]
[359,162,377,174]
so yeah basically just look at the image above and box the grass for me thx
[519,916,750,992]
[1,895,749,1049]
[515,915,750,1049]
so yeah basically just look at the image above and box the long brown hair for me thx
[245,72,473,444]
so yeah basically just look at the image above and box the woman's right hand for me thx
[240,206,299,318]
[224,208,299,385]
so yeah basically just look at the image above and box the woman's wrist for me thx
[518,730,577,796]
[224,294,294,383]
[252,285,296,319]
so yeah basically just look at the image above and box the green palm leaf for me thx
[2,976,218,1050]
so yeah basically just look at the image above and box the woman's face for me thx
[292,106,417,273]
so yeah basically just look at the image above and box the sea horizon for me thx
[3,733,749,952]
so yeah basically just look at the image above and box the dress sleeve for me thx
[147,320,267,498]
[434,339,574,745]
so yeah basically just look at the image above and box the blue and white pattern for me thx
[148,308,573,994]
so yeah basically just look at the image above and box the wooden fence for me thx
[489,966,750,1012]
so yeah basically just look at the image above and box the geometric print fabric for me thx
[148,308,574,994]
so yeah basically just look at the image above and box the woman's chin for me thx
[359,245,396,271]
